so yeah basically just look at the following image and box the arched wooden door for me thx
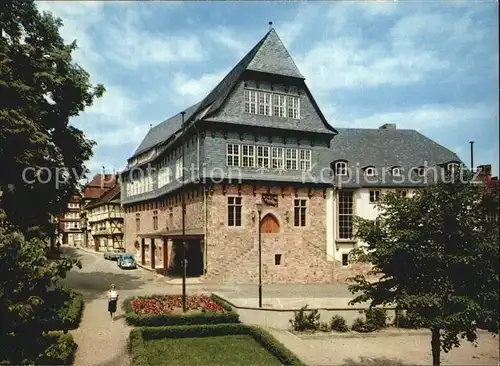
[260,214,280,234]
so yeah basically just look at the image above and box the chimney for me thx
[379,123,396,130]
[269,21,273,31]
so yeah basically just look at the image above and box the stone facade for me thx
[205,184,334,283]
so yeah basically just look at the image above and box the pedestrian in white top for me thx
[107,284,119,320]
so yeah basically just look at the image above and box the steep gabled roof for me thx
[131,27,327,158]
[82,174,116,199]
[86,183,121,209]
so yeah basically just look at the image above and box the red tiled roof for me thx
[87,183,121,209]
[82,174,116,199]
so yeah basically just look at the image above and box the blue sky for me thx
[37,1,499,177]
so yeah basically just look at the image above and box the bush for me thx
[396,310,420,329]
[365,307,387,330]
[0,332,77,365]
[36,332,77,365]
[319,322,330,332]
[289,305,320,332]
[330,315,348,332]
[43,287,85,331]
[123,294,240,326]
[351,317,375,333]
[130,324,305,366]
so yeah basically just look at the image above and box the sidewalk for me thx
[71,297,131,366]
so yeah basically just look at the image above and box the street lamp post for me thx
[256,203,263,308]
[181,111,187,313]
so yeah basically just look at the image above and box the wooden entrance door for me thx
[260,214,280,233]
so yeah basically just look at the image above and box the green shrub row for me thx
[290,306,389,333]
[36,332,78,365]
[123,294,240,326]
[0,332,78,365]
[129,324,305,366]
[44,289,85,331]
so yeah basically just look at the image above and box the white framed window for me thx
[392,167,401,177]
[158,167,171,188]
[273,94,286,117]
[299,149,311,171]
[271,147,284,169]
[338,191,354,240]
[447,162,459,174]
[242,145,255,167]
[244,90,257,114]
[256,146,270,168]
[285,148,298,170]
[294,199,307,227]
[227,144,240,166]
[369,190,380,203]
[175,158,183,179]
[228,196,242,227]
[365,167,376,176]
[416,167,425,177]
[287,95,300,119]
[258,91,271,116]
[335,161,348,176]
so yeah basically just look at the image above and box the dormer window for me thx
[392,167,401,177]
[447,162,460,174]
[415,166,425,177]
[334,161,348,176]
[364,166,376,177]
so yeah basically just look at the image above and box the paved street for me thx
[59,247,352,365]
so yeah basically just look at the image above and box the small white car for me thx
[104,247,126,260]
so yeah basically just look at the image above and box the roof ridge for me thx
[189,29,273,121]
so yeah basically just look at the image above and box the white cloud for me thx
[171,71,226,105]
[296,37,449,93]
[84,86,137,121]
[208,27,250,54]
[329,103,493,130]
[86,121,152,148]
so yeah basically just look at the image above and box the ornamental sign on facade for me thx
[261,193,278,207]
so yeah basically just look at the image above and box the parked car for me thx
[104,247,126,260]
[117,254,136,269]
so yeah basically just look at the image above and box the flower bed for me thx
[123,294,240,326]
[131,295,224,315]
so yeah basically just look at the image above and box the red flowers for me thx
[131,295,224,315]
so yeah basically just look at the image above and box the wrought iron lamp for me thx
[256,203,263,308]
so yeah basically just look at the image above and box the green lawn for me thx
[143,335,283,366]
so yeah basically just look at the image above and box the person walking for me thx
[107,284,119,321]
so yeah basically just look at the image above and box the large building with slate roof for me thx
[119,25,462,284]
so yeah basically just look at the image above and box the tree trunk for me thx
[431,327,441,366]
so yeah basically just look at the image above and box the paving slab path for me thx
[71,297,132,366]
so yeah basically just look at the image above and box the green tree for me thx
[0,0,104,236]
[0,228,81,363]
[347,171,499,366]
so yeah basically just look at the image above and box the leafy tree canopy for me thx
[0,228,81,363]
[0,0,104,235]
[348,171,499,366]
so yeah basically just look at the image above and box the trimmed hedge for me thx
[44,289,85,331]
[36,332,78,365]
[129,324,305,366]
[123,294,240,326]
[0,331,77,365]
